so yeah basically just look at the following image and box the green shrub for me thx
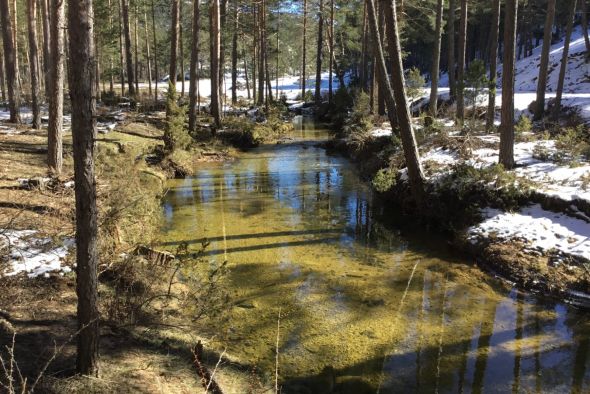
[515,115,533,134]
[464,59,488,113]
[164,82,192,152]
[372,168,397,192]
[406,67,425,100]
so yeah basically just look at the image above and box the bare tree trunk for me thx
[360,0,368,91]
[243,45,250,99]
[169,0,179,93]
[188,0,200,132]
[231,0,238,104]
[580,0,590,52]
[134,3,139,94]
[552,0,577,120]
[485,0,500,131]
[27,0,41,129]
[447,0,455,100]
[109,0,114,92]
[0,0,20,123]
[48,0,64,173]
[370,0,425,198]
[314,0,323,105]
[534,0,556,120]
[257,0,264,105]
[456,0,467,124]
[0,48,5,103]
[144,9,152,96]
[302,0,307,99]
[276,7,280,98]
[210,0,221,127]
[429,0,444,116]
[12,0,21,93]
[328,0,334,103]
[118,0,125,95]
[67,0,100,376]
[219,0,226,101]
[499,0,518,169]
[151,0,158,100]
[40,0,51,100]
[95,37,101,101]
[179,0,185,97]
[122,0,135,96]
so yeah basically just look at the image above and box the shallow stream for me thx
[159,116,590,393]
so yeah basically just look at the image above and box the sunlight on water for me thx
[159,116,590,393]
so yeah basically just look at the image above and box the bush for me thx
[329,85,354,129]
[464,59,488,113]
[515,115,533,134]
[372,168,397,192]
[406,67,425,100]
[163,81,192,152]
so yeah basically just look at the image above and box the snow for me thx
[422,147,458,165]
[468,204,590,262]
[1,230,74,278]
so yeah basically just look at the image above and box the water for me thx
[159,116,590,393]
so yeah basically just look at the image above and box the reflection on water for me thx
[159,116,590,393]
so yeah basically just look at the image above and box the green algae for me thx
[158,117,590,393]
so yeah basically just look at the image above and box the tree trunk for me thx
[12,0,21,93]
[360,0,368,91]
[328,0,334,103]
[151,0,158,100]
[485,0,500,131]
[188,0,200,133]
[314,0,323,106]
[257,0,264,105]
[499,0,518,169]
[122,0,135,96]
[210,0,221,127]
[370,0,425,198]
[552,0,577,120]
[134,4,139,94]
[179,0,185,97]
[118,0,125,95]
[377,9,385,116]
[144,9,152,96]
[447,0,456,100]
[169,0,179,94]
[231,0,238,104]
[27,0,41,129]
[534,0,556,120]
[429,0,444,116]
[302,0,307,99]
[0,0,20,123]
[48,0,64,173]
[67,0,100,376]
[219,0,226,101]
[109,0,114,92]
[243,45,250,99]
[40,0,51,100]
[0,48,6,103]
[580,0,590,53]
[456,0,467,124]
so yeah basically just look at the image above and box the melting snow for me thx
[468,205,590,261]
[1,230,74,278]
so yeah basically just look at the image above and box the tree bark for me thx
[446,0,455,100]
[118,0,125,95]
[188,0,200,133]
[179,0,185,97]
[370,0,425,198]
[257,0,264,105]
[429,0,444,116]
[122,0,135,96]
[144,9,152,96]
[40,0,51,100]
[27,0,41,129]
[360,0,368,91]
[534,0,556,120]
[456,0,467,123]
[580,0,590,53]
[0,0,20,123]
[48,0,64,173]
[499,0,518,169]
[552,0,577,120]
[328,0,334,103]
[134,3,139,94]
[243,45,250,99]
[314,0,323,105]
[210,0,221,127]
[302,0,307,99]
[231,0,238,104]
[485,0,500,131]
[67,0,100,376]
[151,0,158,100]
[169,0,179,94]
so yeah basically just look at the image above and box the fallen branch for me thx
[192,341,224,394]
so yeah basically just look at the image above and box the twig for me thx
[206,348,226,393]
[275,308,281,394]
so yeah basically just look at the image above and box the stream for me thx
[159,116,590,393]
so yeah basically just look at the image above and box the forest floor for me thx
[0,107,264,393]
